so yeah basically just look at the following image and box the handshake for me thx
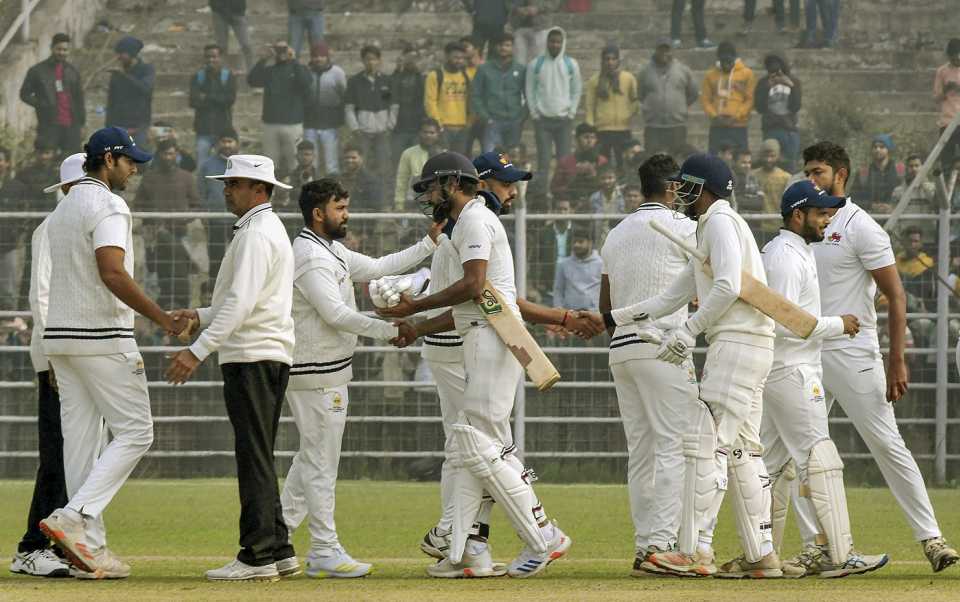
[165,309,200,344]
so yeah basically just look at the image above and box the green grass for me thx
[1,480,959,600]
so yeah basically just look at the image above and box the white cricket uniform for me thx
[420,234,467,533]
[601,203,698,552]
[42,177,153,549]
[791,200,942,543]
[760,230,845,478]
[281,227,436,553]
[450,197,521,448]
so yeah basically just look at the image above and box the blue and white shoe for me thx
[305,547,372,578]
[507,522,571,578]
[820,550,889,579]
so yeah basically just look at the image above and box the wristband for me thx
[560,310,571,327]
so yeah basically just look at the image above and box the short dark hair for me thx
[734,147,752,160]
[904,224,923,237]
[420,118,440,131]
[494,33,514,46]
[802,141,851,180]
[342,144,363,157]
[598,164,617,177]
[155,138,178,154]
[360,45,381,59]
[717,143,735,155]
[571,223,593,241]
[947,38,960,57]
[299,178,349,225]
[297,140,316,152]
[637,153,679,198]
[82,151,108,172]
[575,123,598,137]
[623,183,642,196]
[445,41,466,55]
[459,36,479,49]
[219,127,238,141]
[203,43,222,53]
[51,33,70,47]
[906,153,923,164]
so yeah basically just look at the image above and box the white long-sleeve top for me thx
[601,203,696,364]
[611,199,775,348]
[28,216,52,372]
[191,203,295,365]
[289,227,436,389]
[421,235,465,363]
[761,229,845,376]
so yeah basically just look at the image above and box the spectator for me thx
[731,147,764,212]
[510,1,556,66]
[149,122,197,172]
[934,38,960,173]
[472,33,526,153]
[892,154,937,238]
[621,138,645,173]
[551,122,607,206]
[671,0,715,49]
[303,41,346,176]
[189,44,237,164]
[19,33,85,156]
[638,38,698,157]
[345,45,394,181]
[461,0,510,56]
[753,138,792,235]
[717,143,735,168]
[135,139,201,213]
[850,134,903,213]
[896,225,937,348]
[585,45,638,171]
[460,35,484,78]
[209,0,254,71]
[589,165,624,214]
[6,143,59,214]
[390,45,426,164]
[106,36,155,150]
[623,183,643,212]
[553,224,602,311]
[701,41,755,154]
[394,119,442,211]
[527,27,582,198]
[754,53,802,168]
[533,198,573,302]
[506,142,534,207]
[248,41,312,179]
[460,36,486,156]
[339,145,383,211]
[287,0,325,58]
[743,0,801,34]
[0,147,12,189]
[287,140,320,209]
[800,0,838,48]
[197,128,239,280]
[424,42,470,153]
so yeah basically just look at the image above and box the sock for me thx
[760,541,774,557]
[539,521,556,541]
[465,538,487,555]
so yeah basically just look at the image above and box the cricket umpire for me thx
[165,154,299,582]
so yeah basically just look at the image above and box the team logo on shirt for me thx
[134,359,144,375]
[810,382,825,404]
[828,232,842,243]
[330,392,344,413]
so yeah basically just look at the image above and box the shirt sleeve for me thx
[29,222,51,330]
[92,213,130,250]
[190,231,272,361]
[852,213,896,271]
[344,235,436,283]
[454,213,494,263]
[610,260,696,325]
[297,265,398,340]
[684,214,743,336]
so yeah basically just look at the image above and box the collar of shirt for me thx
[636,202,670,211]
[73,177,111,192]
[297,227,347,269]
[232,203,273,231]
[459,196,486,218]
[777,227,810,252]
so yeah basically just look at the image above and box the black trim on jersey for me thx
[298,228,347,269]
[233,204,274,231]
[842,207,861,230]
[424,340,464,347]
[426,333,461,340]
[43,334,135,340]
[636,202,670,211]
[44,327,134,332]
[72,177,111,192]
[43,326,135,340]
[290,356,353,375]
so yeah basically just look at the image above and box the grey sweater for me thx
[637,58,699,129]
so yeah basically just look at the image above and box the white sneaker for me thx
[420,527,451,559]
[507,522,572,578]
[38,509,96,574]
[276,555,302,577]
[205,559,280,582]
[72,549,130,580]
[10,549,71,578]
[306,548,372,578]
[427,546,507,578]
[820,550,889,579]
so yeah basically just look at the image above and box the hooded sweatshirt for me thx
[525,27,582,120]
[700,58,756,128]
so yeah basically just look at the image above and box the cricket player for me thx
[761,179,888,578]
[10,153,85,579]
[279,178,441,578]
[599,153,780,578]
[792,141,958,572]
[598,153,699,577]
[379,152,572,578]
[39,128,178,579]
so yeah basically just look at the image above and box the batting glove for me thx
[657,325,695,365]
[635,316,664,345]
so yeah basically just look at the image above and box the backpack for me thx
[433,66,471,98]
[196,67,231,87]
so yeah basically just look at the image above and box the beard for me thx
[326,222,348,239]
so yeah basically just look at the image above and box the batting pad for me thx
[449,467,485,564]
[451,423,548,556]
[678,403,724,555]
[728,443,772,563]
[769,459,797,556]
[806,439,853,563]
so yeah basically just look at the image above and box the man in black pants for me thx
[166,154,298,582]
[19,33,85,158]
[10,154,86,578]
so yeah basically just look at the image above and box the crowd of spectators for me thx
[2,2,960,382]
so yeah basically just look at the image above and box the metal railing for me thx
[0,0,42,57]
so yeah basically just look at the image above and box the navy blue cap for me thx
[473,152,532,184]
[669,153,734,198]
[780,180,846,216]
[84,127,152,163]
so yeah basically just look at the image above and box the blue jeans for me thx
[483,119,524,153]
[533,117,572,195]
[805,0,838,43]
[196,135,216,167]
[288,11,325,57]
[763,128,801,170]
[303,127,339,175]
[708,125,748,154]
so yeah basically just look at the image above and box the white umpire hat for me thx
[205,154,292,190]
[43,152,86,193]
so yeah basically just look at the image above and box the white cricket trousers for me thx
[281,385,350,555]
[761,365,831,477]
[792,348,941,543]
[611,357,697,552]
[460,323,521,447]
[50,352,153,548]
[425,360,468,533]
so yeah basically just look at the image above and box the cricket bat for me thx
[476,281,561,391]
[650,220,818,338]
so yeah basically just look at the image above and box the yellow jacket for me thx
[584,70,639,131]
[424,68,469,128]
[700,59,756,127]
